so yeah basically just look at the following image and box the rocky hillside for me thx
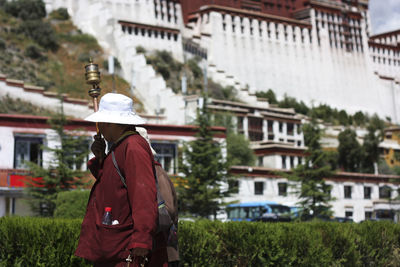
[0,1,143,114]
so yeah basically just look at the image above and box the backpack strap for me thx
[111,151,127,188]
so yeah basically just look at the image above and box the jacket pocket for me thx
[94,222,133,262]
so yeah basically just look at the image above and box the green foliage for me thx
[0,94,54,116]
[136,45,146,54]
[285,119,334,220]
[25,109,90,217]
[208,81,238,101]
[4,0,46,21]
[54,190,90,219]
[18,20,58,51]
[0,38,5,50]
[0,217,89,266]
[338,129,362,172]
[25,44,46,60]
[255,89,278,104]
[361,114,385,173]
[49,7,70,20]
[187,58,203,80]
[279,94,309,115]
[2,218,400,266]
[226,133,256,166]
[179,101,231,218]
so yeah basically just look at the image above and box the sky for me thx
[369,0,400,34]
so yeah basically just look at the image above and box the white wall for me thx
[229,176,400,222]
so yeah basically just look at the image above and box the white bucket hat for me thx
[84,93,145,125]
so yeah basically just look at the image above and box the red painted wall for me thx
[180,0,309,23]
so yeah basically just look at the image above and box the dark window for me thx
[278,182,287,196]
[345,211,353,218]
[282,156,287,169]
[14,136,43,169]
[258,156,263,167]
[379,186,391,199]
[365,211,372,220]
[153,142,177,174]
[290,156,294,168]
[287,123,294,135]
[248,117,263,141]
[254,181,264,195]
[237,117,244,135]
[279,122,283,132]
[344,186,352,199]
[229,180,239,194]
[364,186,371,199]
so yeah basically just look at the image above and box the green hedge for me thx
[54,190,90,219]
[1,218,400,266]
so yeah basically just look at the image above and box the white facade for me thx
[36,0,400,125]
[185,7,400,123]
[228,166,400,223]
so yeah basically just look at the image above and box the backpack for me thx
[111,151,178,250]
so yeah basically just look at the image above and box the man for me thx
[75,93,168,267]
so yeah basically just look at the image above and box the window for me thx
[278,182,287,196]
[365,211,372,220]
[287,123,294,135]
[344,185,352,199]
[258,156,263,167]
[364,186,371,199]
[229,180,239,194]
[282,156,287,169]
[298,156,302,165]
[14,135,44,169]
[254,181,264,195]
[345,211,353,218]
[290,156,294,169]
[153,142,177,174]
[279,122,283,132]
[379,186,391,199]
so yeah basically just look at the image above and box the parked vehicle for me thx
[226,201,292,222]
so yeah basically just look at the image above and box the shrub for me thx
[24,44,43,59]
[0,38,5,50]
[136,45,146,54]
[4,0,46,20]
[1,218,400,266]
[54,190,90,219]
[50,7,69,20]
[18,20,58,51]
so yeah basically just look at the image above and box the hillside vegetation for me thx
[0,1,143,113]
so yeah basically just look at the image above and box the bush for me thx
[24,44,43,59]
[54,190,90,219]
[50,7,69,20]
[136,45,146,54]
[0,217,89,266]
[4,0,46,20]
[0,38,5,50]
[18,20,58,51]
[1,218,400,266]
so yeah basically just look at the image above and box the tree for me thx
[361,114,385,173]
[212,112,255,167]
[338,129,362,172]
[226,133,256,166]
[179,98,232,218]
[285,118,334,220]
[25,106,90,216]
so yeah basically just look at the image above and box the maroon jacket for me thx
[75,134,158,263]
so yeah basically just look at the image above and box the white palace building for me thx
[1,0,400,222]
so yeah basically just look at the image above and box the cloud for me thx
[369,0,400,34]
